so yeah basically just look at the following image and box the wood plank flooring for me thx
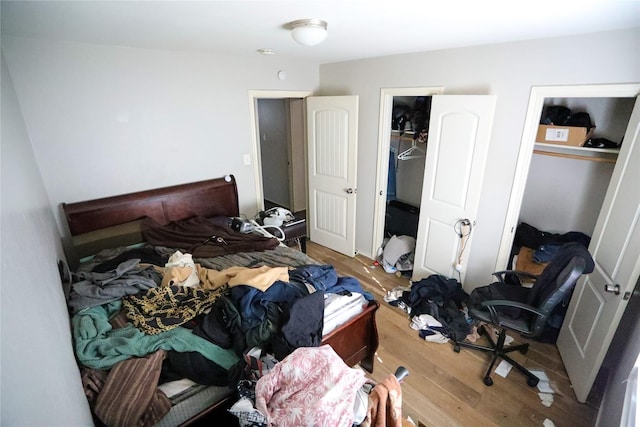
[306,241,599,427]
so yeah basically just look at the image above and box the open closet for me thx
[497,83,640,405]
[510,96,636,272]
[384,96,431,239]
[381,96,431,274]
[374,90,495,281]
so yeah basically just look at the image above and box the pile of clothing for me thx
[69,246,374,427]
[510,222,590,283]
[385,274,472,344]
[379,235,416,274]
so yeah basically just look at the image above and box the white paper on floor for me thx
[529,369,555,394]
[543,418,555,427]
[491,329,515,346]
[538,392,554,407]
[494,359,513,378]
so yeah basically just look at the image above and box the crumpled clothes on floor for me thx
[410,314,450,343]
[384,286,412,314]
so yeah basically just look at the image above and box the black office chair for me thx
[454,242,594,387]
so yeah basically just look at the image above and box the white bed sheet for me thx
[323,292,367,336]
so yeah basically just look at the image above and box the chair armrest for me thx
[480,299,545,326]
[492,270,539,284]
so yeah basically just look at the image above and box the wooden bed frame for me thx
[62,175,379,425]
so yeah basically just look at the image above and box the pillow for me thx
[72,220,145,260]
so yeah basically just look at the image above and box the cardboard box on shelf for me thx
[536,125,594,147]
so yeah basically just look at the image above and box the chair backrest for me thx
[527,242,595,337]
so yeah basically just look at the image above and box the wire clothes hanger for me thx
[397,133,427,160]
[397,140,424,160]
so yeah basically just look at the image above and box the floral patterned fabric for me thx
[255,345,366,426]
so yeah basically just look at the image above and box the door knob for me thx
[604,284,621,295]
[345,188,356,194]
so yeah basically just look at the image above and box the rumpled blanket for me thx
[72,300,240,370]
[69,258,162,313]
[255,345,366,427]
[198,265,290,292]
[91,350,171,427]
[194,245,317,270]
[122,285,225,334]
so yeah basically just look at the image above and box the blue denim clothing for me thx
[289,264,338,291]
[230,281,308,331]
[387,149,397,201]
[289,265,374,300]
[333,276,375,301]
[533,244,561,263]
[231,265,375,331]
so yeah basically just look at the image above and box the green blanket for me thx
[72,300,239,370]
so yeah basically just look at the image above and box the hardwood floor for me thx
[306,241,600,427]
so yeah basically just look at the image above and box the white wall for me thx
[258,98,290,207]
[1,53,94,426]
[319,28,640,289]
[1,36,319,238]
[392,135,426,207]
[520,154,615,235]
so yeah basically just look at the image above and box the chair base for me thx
[453,325,540,387]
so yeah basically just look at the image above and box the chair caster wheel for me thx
[527,377,540,387]
[453,345,460,353]
[483,376,493,386]
[519,346,529,355]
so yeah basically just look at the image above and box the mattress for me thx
[154,383,233,427]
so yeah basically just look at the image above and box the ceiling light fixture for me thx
[289,19,328,46]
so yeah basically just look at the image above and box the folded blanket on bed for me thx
[72,300,240,370]
[193,245,318,270]
[142,216,279,258]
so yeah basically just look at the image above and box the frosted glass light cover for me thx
[291,22,327,46]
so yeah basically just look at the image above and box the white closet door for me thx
[557,97,640,403]
[412,95,496,281]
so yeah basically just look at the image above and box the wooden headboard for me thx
[63,175,239,236]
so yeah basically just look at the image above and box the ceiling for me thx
[2,1,639,64]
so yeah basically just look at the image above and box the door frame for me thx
[248,90,313,211]
[371,87,444,257]
[494,83,640,272]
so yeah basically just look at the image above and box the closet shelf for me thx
[391,130,418,142]
[533,142,619,163]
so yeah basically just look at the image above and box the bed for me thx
[62,175,379,427]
